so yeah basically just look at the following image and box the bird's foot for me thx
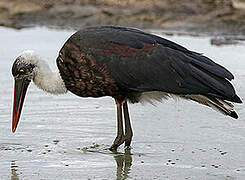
[109,135,126,151]
[109,135,132,151]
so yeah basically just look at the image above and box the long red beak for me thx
[12,78,30,133]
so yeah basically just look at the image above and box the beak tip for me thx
[12,126,16,133]
[12,114,17,133]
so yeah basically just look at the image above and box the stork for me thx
[11,26,242,150]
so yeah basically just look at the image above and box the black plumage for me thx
[57,26,241,103]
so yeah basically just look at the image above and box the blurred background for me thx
[0,0,245,34]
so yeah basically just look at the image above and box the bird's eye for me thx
[19,69,25,75]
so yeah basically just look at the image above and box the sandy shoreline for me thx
[1,0,245,35]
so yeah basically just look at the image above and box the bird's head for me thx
[12,50,37,81]
[11,50,38,133]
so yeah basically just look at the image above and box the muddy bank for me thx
[1,0,245,34]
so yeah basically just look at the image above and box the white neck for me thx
[31,55,67,94]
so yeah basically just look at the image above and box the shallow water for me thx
[0,27,245,180]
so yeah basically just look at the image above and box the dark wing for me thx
[63,26,241,103]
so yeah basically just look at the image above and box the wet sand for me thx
[0,27,245,179]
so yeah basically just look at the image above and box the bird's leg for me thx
[123,101,133,147]
[110,97,126,151]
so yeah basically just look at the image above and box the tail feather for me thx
[183,95,238,119]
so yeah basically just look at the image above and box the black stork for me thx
[11,26,242,150]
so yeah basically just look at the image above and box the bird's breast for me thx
[56,47,119,98]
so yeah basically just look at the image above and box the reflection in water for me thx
[114,148,132,180]
[11,161,19,180]
[84,145,133,179]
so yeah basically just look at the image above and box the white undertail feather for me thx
[138,91,235,116]
[183,94,235,116]
[139,91,172,104]
[20,50,67,94]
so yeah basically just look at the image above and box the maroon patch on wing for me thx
[96,43,158,56]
